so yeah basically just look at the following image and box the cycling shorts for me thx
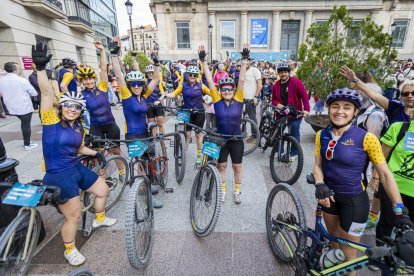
[321,191,369,236]
[43,163,98,201]
[218,140,244,164]
[90,123,120,141]
[186,112,205,132]
[147,105,165,119]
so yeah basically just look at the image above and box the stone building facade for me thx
[149,0,414,61]
[126,25,159,55]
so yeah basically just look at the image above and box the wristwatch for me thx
[351,79,360,83]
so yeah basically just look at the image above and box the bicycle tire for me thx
[189,164,222,237]
[87,155,129,213]
[153,140,168,189]
[258,111,273,152]
[174,133,186,183]
[0,209,42,276]
[125,178,154,269]
[266,183,307,264]
[68,268,94,276]
[241,118,259,156]
[269,135,303,185]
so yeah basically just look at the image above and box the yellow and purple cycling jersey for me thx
[58,69,77,93]
[173,81,211,110]
[81,81,115,126]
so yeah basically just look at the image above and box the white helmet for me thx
[145,65,154,72]
[186,66,200,75]
[126,71,145,82]
[59,91,86,109]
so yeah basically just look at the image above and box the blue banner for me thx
[127,140,148,158]
[250,19,268,47]
[3,183,46,207]
[202,142,221,159]
[230,51,290,62]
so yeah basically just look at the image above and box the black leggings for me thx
[376,184,414,245]
[16,112,33,146]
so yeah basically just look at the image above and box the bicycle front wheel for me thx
[0,209,42,276]
[241,118,259,156]
[269,135,303,185]
[189,164,222,237]
[266,183,307,264]
[174,132,186,183]
[125,178,154,269]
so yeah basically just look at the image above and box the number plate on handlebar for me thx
[127,141,148,158]
[202,142,221,159]
[2,183,46,207]
[177,110,190,123]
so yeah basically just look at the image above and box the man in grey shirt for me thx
[243,59,262,139]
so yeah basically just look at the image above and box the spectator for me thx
[243,58,262,140]
[58,58,77,93]
[402,59,414,81]
[213,63,229,84]
[0,62,38,150]
[28,64,40,111]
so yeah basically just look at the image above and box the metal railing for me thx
[64,0,92,27]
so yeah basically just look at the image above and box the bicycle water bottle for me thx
[319,248,345,269]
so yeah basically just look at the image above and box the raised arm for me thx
[237,44,250,91]
[94,41,108,82]
[32,42,53,111]
[108,41,126,88]
[131,52,140,71]
[199,45,215,91]
[146,53,160,92]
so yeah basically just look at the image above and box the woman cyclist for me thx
[313,88,410,272]
[32,42,116,266]
[200,44,248,204]
[145,64,166,135]
[161,63,212,166]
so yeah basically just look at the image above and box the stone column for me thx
[271,10,280,51]
[303,10,313,41]
[240,11,248,46]
[208,11,216,60]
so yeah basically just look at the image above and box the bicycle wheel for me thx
[0,209,42,275]
[266,183,307,264]
[174,133,186,183]
[258,111,273,152]
[241,118,259,156]
[189,164,222,237]
[269,135,303,185]
[125,178,154,269]
[153,140,168,189]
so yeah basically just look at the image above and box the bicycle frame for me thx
[194,154,216,201]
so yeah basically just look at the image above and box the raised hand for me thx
[31,42,52,71]
[240,43,250,60]
[93,41,104,50]
[108,41,120,56]
[198,45,207,62]
[151,52,160,65]
[340,66,358,82]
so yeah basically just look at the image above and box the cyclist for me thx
[58,57,77,93]
[313,88,410,272]
[145,64,166,135]
[162,63,212,166]
[32,42,116,266]
[200,44,248,204]
[109,42,164,208]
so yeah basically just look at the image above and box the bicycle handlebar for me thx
[185,122,245,140]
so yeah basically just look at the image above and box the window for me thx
[346,20,361,47]
[134,35,136,40]
[76,46,84,64]
[392,20,409,48]
[146,43,149,48]
[146,34,148,38]
[176,21,190,49]
[315,20,328,25]
[220,21,235,48]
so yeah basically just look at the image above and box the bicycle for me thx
[241,100,260,156]
[186,123,244,237]
[259,104,304,185]
[0,181,66,275]
[265,174,414,275]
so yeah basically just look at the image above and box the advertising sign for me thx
[250,19,268,47]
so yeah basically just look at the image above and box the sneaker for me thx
[279,153,297,162]
[195,156,202,167]
[222,191,226,203]
[92,216,117,229]
[367,216,378,228]
[64,248,86,266]
[24,143,38,151]
[246,136,256,144]
[234,192,241,204]
[151,195,164,209]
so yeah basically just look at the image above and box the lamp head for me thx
[391,22,397,33]
[124,0,132,16]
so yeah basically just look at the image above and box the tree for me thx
[297,5,397,100]
[123,51,167,77]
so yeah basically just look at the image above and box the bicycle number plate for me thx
[127,141,148,158]
[202,142,221,159]
[177,110,190,123]
[2,183,46,207]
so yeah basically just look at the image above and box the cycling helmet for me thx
[62,58,76,67]
[277,63,290,72]
[126,71,145,82]
[186,66,200,75]
[326,88,362,109]
[59,91,86,109]
[145,65,154,72]
[77,67,97,79]
[218,77,236,88]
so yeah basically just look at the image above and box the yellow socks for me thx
[222,182,226,193]
[64,241,76,254]
[235,183,241,194]
[197,149,202,158]
[95,210,106,223]
[118,168,125,175]
[369,211,379,222]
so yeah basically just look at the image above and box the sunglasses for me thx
[188,74,198,77]
[221,88,234,93]
[130,81,145,87]
[401,91,414,97]
[147,72,153,75]
[325,139,337,160]
[61,102,83,111]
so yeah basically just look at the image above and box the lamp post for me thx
[149,35,152,52]
[387,21,397,64]
[208,24,213,62]
[140,25,146,55]
[124,0,135,51]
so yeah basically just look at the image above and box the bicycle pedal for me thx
[165,188,174,193]
[83,227,92,237]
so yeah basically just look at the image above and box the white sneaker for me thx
[234,192,241,204]
[222,191,226,203]
[64,248,86,266]
[24,143,38,151]
[92,216,117,229]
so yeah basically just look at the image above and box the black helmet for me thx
[62,58,77,67]
[277,62,291,73]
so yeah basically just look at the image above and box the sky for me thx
[114,0,156,36]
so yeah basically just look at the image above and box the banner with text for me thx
[250,19,268,47]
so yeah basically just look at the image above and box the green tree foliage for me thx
[297,5,397,99]
[123,51,151,72]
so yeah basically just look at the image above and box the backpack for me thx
[386,121,410,162]
[356,106,388,136]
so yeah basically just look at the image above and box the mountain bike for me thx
[259,104,304,185]
[241,100,260,156]
[265,174,414,275]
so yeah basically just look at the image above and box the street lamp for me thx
[149,35,152,51]
[140,25,146,55]
[124,0,135,51]
[208,24,213,62]
[386,21,397,66]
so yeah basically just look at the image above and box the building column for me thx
[208,11,216,60]
[303,10,313,41]
[240,11,248,46]
[271,10,280,51]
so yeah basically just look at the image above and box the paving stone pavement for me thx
[0,103,379,275]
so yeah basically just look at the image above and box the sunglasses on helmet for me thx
[61,102,83,111]
[130,81,145,87]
